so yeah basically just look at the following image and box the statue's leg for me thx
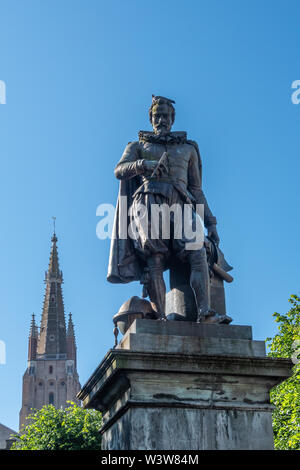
[146,253,166,320]
[188,248,211,323]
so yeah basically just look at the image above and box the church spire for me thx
[67,313,77,366]
[29,313,38,338]
[20,227,81,430]
[67,313,75,337]
[28,314,38,360]
[36,230,67,357]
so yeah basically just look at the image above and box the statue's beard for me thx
[154,124,171,135]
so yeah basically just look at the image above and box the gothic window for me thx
[61,382,65,386]
[50,381,54,386]
[49,365,53,374]
[49,392,54,405]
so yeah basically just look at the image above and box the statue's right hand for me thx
[142,160,158,175]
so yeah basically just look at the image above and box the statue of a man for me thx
[107,95,224,323]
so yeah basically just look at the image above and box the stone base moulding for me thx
[78,320,293,450]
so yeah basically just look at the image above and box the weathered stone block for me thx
[127,319,253,340]
[102,407,274,450]
[118,333,265,357]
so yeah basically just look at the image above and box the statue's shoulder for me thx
[186,139,202,162]
[186,139,200,153]
[124,140,140,150]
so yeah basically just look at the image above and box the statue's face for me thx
[151,104,173,135]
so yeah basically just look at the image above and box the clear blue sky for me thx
[0,0,300,431]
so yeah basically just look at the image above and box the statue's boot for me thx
[188,249,211,323]
[146,254,166,320]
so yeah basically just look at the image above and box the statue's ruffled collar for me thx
[139,131,187,145]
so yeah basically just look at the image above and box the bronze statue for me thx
[108,95,233,325]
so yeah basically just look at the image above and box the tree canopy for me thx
[11,402,102,450]
[267,294,300,450]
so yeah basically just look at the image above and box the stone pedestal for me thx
[78,320,293,450]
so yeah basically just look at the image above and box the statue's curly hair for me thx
[149,95,176,125]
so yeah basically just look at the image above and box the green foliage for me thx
[11,402,102,450]
[266,294,300,450]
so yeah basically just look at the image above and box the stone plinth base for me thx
[78,320,293,450]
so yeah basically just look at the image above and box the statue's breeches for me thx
[129,184,204,262]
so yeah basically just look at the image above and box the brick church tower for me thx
[19,231,81,430]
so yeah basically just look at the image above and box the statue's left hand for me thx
[207,224,220,246]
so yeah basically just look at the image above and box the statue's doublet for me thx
[114,131,216,227]
[118,131,200,190]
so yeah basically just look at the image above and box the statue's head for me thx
[149,95,175,135]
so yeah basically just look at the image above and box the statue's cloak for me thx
[107,174,145,283]
[107,133,232,284]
